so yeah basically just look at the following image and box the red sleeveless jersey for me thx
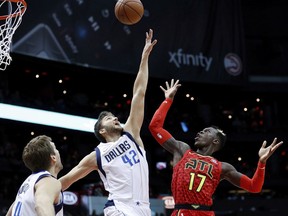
[171,149,222,216]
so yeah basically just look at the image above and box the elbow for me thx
[148,121,157,133]
[148,121,161,141]
[148,122,152,131]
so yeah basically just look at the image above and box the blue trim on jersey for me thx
[124,131,143,157]
[104,200,115,209]
[95,147,106,178]
[54,191,63,214]
[35,173,51,184]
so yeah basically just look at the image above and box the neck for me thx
[196,146,214,156]
[47,167,58,178]
[105,131,122,142]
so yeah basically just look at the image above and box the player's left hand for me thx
[258,137,283,163]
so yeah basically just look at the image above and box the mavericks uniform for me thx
[96,131,151,216]
[11,171,63,216]
[171,150,222,216]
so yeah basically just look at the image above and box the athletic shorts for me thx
[103,199,151,216]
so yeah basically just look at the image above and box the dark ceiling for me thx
[241,0,288,78]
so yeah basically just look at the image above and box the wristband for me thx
[258,161,266,169]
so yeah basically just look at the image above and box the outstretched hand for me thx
[258,137,283,163]
[160,79,182,100]
[143,29,157,56]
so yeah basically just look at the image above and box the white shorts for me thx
[103,200,151,216]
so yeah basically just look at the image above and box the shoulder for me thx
[122,131,144,148]
[221,161,234,170]
[81,151,98,169]
[84,151,97,163]
[35,171,53,182]
[36,175,61,189]
[220,161,237,176]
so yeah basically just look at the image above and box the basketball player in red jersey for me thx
[149,79,283,216]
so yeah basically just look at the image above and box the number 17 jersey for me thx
[172,150,222,207]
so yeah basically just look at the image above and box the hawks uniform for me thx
[96,131,151,216]
[171,150,222,216]
[11,171,63,216]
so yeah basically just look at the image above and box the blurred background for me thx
[0,0,287,215]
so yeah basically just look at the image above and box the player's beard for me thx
[106,124,123,135]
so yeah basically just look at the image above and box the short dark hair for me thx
[94,111,111,143]
[211,125,227,149]
[22,135,55,172]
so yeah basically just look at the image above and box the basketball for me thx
[114,0,144,25]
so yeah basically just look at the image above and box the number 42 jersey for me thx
[95,131,149,203]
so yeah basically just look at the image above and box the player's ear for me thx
[213,138,219,145]
[213,139,221,150]
[99,128,106,135]
[51,154,56,161]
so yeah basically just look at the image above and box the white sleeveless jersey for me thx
[96,132,149,203]
[11,171,63,216]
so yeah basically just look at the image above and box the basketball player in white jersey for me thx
[6,135,64,216]
[59,29,157,216]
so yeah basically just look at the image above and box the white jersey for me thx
[11,171,63,216]
[96,132,150,215]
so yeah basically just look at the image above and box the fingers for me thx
[164,79,178,89]
[165,81,169,89]
[272,137,278,146]
[146,31,150,40]
[169,79,180,88]
[271,141,283,152]
[160,79,181,92]
[262,137,278,148]
[270,137,283,148]
[152,39,158,46]
[174,79,181,89]
[262,140,267,148]
[264,138,283,156]
[174,79,179,85]
[146,29,153,41]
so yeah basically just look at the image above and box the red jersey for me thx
[171,149,222,216]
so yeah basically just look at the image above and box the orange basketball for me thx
[114,0,144,25]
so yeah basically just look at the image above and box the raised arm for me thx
[149,79,190,164]
[124,29,157,147]
[222,138,283,193]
